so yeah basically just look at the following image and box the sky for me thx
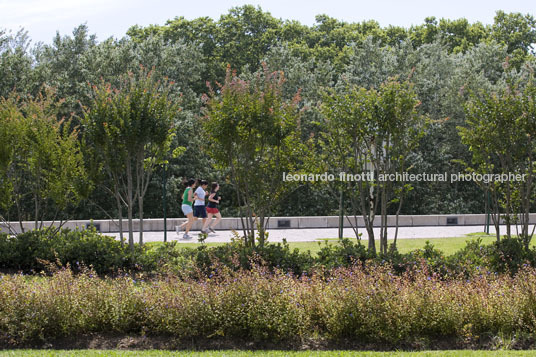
[1,0,535,44]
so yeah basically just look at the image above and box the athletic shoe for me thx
[209,227,216,233]
[176,225,185,234]
[182,234,192,240]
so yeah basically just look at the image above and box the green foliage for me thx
[3,228,536,280]
[202,65,304,246]
[461,78,536,245]
[0,228,142,275]
[0,102,15,213]
[162,238,315,277]
[83,67,181,246]
[316,79,425,253]
[0,29,33,99]
[2,7,536,222]
[492,11,536,66]
[448,237,536,275]
[316,238,373,269]
[0,89,87,227]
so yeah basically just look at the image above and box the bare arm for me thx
[208,193,218,203]
[188,189,194,202]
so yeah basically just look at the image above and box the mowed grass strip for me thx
[146,233,498,256]
[2,350,536,356]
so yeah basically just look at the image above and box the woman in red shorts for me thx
[202,182,222,233]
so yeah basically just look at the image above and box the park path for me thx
[105,225,510,243]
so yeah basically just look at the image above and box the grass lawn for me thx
[146,233,498,256]
[2,351,536,356]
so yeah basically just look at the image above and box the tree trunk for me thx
[258,213,266,248]
[393,195,403,250]
[115,188,124,247]
[379,181,388,254]
[491,191,500,242]
[138,195,144,245]
[363,182,375,254]
[34,193,39,230]
[136,152,145,246]
[505,182,512,239]
[126,159,134,250]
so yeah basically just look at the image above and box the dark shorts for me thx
[206,207,219,214]
[193,205,207,218]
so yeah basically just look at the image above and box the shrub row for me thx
[1,265,536,348]
[1,229,536,277]
[153,236,536,278]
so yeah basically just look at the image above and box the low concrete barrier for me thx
[3,214,535,234]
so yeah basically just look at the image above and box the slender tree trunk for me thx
[491,191,500,241]
[258,213,266,248]
[505,182,512,239]
[393,195,403,250]
[34,194,39,230]
[522,156,533,249]
[138,195,144,245]
[236,184,248,242]
[126,159,134,250]
[247,205,255,248]
[380,185,388,255]
[116,192,124,247]
[345,214,360,241]
[136,152,145,245]
[114,181,124,246]
[363,182,376,254]
[242,178,255,247]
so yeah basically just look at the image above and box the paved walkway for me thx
[106,225,512,243]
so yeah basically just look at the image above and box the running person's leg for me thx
[181,204,195,239]
[185,212,195,235]
[194,205,207,233]
[210,212,222,231]
[202,213,213,231]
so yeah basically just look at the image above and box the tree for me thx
[492,11,536,56]
[461,76,536,247]
[0,98,16,228]
[69,34,205,221]
[341,37,407,90]
[34,24,98,119]
[258,44,338,217]
[318,79,424,254]
[489,11,536,69]
[202,65,303,247]
[83,68,181,248]
[0,29,33,99]
[0,89,87,233]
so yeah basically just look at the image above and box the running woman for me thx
[202,182,222,233]
[179,179,196,239]
[193,180,209,233]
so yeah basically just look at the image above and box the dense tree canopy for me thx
[0,5,535,228]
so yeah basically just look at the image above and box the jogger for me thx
[193,180,209,234]
[203,182,222,233]
[179,179,196,239]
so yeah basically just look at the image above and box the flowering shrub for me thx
[2,264,536,348]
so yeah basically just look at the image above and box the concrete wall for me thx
[3,214,536,233]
